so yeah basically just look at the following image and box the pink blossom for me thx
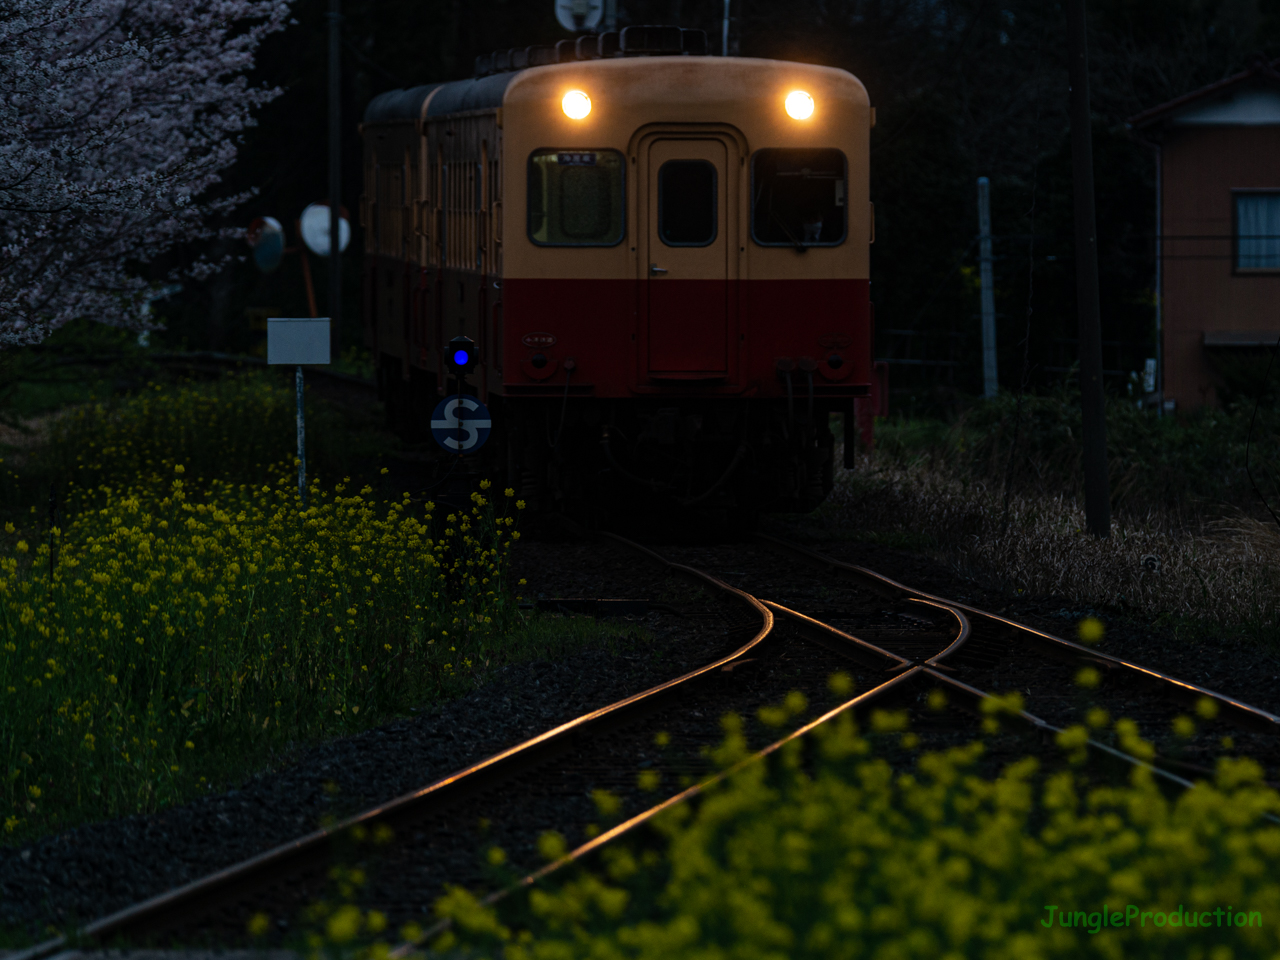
[0,0,291,347]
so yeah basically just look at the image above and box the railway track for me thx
[385,532,1280,951]
[11,532,1278,959]
[747,533,1280,772]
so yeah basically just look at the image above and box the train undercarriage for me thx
[378,359,842,521]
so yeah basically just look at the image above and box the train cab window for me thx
[751,148,847,247]
[659,160,717,246]
[527,149,625,245]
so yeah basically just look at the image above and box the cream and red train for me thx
[360,26,873,518]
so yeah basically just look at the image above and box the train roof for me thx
[363,72,521,124]
[363,27,864,129]
[363,24,711,125]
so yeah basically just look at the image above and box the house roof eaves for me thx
[1127,57,1280,131]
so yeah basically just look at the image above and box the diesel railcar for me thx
[360,26,874,518]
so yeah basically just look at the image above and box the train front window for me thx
[751,148,847,247]
[659,160,717,246]
[527,149,625,246]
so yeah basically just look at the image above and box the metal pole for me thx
[722,0,730,55]
[296,219,318,318]
[978,177,998,399]
[456,366,466,456]
[328,0,342,360]
[296,365,307,505]
[1154,144,1164,417]
[1065,0,1110,537]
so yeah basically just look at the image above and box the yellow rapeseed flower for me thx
[246,913,271,938]
[1077,616,1104,644]
[1075,666,1100,688]
[1172,715,1196,738]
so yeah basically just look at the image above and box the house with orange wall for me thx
[1129,58,1280,410]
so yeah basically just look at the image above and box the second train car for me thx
[360,25,874,518]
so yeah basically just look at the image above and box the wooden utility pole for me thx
[1065,0,1110,537]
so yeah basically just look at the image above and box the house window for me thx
[1235,192,1280,270]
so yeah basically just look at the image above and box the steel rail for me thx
[390,532,952,957]
[756,531,1280,734]
[389,668,926,958]
[392,562,1231,957]
[763,599,971,675]
[760,600,912,671]
[8,549,774,960]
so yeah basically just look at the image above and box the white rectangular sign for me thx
[268,318,331,365]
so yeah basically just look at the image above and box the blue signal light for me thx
[447,335,477,374]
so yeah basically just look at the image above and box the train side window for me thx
[527,149,625,246]
[751,148,847,247]
[659,160,717,246]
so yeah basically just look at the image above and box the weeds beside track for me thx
[815,452,1280,639]
[1,470,523,839]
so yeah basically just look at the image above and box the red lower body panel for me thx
[501,277,871,398]
[649,279,728,375]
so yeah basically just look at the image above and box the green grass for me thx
[0,372,642,848]
[1,469,524,840]
[873,385,1280,517]
[1,374,386,537]
[0,321,143,421]
[39,374,381,500]
[818,389,1280,645]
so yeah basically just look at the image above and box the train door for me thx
[643,138,730,377]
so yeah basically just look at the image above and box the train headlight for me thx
[562,90,592,120]
[785,90,815,120]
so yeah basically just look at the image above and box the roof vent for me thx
[509,47,529,69]
[575,35,600,60]
[556,39,577,63]
[598,31,621,58]
[490,49,512,72]
[474,52,492,77]
[620,25,683,54]
[527,44,557,66]
[682,28,708,55]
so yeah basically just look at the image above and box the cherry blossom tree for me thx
[0,0,291,347]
